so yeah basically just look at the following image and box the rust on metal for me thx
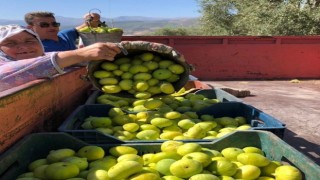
[0,67,92,153]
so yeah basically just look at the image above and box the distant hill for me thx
[0,16,199,35]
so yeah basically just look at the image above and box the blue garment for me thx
[42,28,79,52]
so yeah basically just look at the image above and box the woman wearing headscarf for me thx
[0,24,121,92]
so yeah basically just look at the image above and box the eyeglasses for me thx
[36,22,61,28]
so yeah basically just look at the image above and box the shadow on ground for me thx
[283,129,320,165]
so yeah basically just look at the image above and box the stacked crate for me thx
[0,41,318,179]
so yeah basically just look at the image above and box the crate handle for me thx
[251,119,265,127]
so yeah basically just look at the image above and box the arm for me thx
[55,42,120,68]
[76,12,102,30]
[75,22,88,31]
[58,28,79,42]
[58,12,103,49]
[0,53,60,91]
[0,42,121,91]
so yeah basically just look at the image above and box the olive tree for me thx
[198,0,320,35]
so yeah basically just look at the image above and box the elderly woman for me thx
[0,24,121,92]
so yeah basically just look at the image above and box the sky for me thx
[0,0,201,20]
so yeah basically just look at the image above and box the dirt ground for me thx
[203,80,320,165]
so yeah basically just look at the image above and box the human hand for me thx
[83,12,101,21]
[75,42,121,61]
[83,13,102,28]
[55,42,121,69]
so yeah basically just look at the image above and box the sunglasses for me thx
[36,22,61,28]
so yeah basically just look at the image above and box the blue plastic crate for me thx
[194,88,242,102]
[196,102,286,138]
[58,102,286,144]
[0,131,319,180]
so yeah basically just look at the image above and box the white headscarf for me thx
[0,24,44,60]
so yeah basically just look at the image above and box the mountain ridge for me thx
[0,16,199,35]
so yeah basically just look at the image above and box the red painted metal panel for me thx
[184,80,211,90]
[122,36,320,80]
[0,67,92,153]
[1,35,320,152]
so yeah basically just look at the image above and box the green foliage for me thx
[152,27,188,36]
[63,0,320,36]
[198,0,320,35]
[150,26,203,36]
[111,18,200,35]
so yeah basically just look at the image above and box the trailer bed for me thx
[204,80,320,165]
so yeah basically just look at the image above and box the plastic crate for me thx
[85,88,241,105]
[194,88,242,102]
[58,102,286,144]
[197,102,286,138]
[58,104,124,144]
[0,131,319,180]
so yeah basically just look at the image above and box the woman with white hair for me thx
[0,24,121,92]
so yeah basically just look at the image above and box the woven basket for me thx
[79,31,123,46]
[87,41,193,98]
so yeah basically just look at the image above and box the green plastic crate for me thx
[58,102,286,144]
[0,131,319,179]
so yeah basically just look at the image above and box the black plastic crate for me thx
[58,102,286,144]
[58,104,123,144]
[0,131,319,180]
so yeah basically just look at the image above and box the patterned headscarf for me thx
[0,24,44,60]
